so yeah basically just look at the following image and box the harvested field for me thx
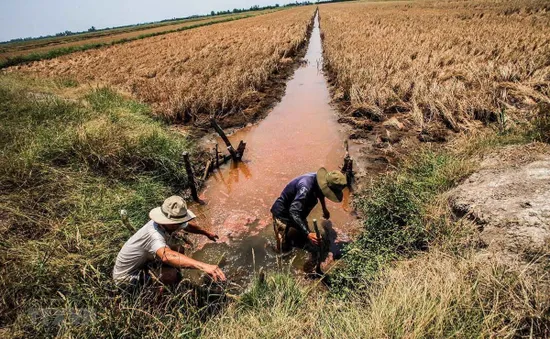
[0,10,275,65]
[14,7,315,127]
[320,0,550,136]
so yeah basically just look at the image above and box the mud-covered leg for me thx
[273,217,282,253]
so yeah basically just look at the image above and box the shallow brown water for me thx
[186,13,359,285]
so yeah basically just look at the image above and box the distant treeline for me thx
[209,1,314,16]
[1,1,316,45]
[317,0,355,3]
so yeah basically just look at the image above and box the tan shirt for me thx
[112,220,187,282]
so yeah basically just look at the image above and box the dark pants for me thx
[272,215,329,256]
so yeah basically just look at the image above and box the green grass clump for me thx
[239,273,305,311]
[0,83,191,188]
[0,74,201,337]
[330,150,468,294]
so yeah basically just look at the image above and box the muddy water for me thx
[186,12,359,286]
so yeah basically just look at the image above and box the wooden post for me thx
[341,140,354,187]
[313,219,323,275]
[182,151,200,202]
[346,158,353,186]
[342,155,353,184]
[211,119,238,160]
[236,141,246,159]
[274,219,282,253]
[202,160,212,181]
[215,144,220,169]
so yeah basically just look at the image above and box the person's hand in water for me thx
[308,233,320,246]
[202,264,226,282]
[207,232,219,242]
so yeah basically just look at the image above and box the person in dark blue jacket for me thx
[271,167,347,253]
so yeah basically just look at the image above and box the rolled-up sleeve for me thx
[148,229,168,256]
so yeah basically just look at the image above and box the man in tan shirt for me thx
[113,196,226,287]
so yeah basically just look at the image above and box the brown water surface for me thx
[186,12,359,285]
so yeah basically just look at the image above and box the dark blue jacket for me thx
[270,173,321,235]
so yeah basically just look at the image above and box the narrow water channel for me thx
[186,12,359,285]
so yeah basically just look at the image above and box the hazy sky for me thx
[0,0,297,42]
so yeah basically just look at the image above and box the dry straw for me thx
[320,0,550,131]
[15,8,315,125]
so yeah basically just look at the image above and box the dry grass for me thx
[203,251,550,338]
[0,11,274,63]
[320,0,550,131]
[13,7,315,126]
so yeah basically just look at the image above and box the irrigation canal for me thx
[186,12,360,286]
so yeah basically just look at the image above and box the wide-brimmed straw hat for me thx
[316,167,347,203]
[149,196,196,225]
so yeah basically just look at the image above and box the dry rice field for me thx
[320,0,550,134]
[14,7,315,126]
[0,11,272,63]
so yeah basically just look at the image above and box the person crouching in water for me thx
[113,196,226,289]
[271,167,347,258]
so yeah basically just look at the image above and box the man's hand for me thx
[307,233,320,246]
[206,232,219,242]
[156,247,226,282]
[322,209,330,220]
[202,264,226,282]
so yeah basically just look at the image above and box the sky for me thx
[0,0,297,42]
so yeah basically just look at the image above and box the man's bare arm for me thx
[155,247,226,281]
[185,221,219,241]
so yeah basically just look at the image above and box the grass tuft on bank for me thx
[0,74,204,336]
[329,149,471,294]
[205,250,549,338]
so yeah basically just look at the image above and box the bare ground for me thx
[451,142,550,263]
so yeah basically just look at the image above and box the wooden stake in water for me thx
[341,140,354,186]
[182,151,200,203]
[215,143,220,169]
[312,219,323,275]
[202,160,212,181]
[210,118,246,161]
[211,119,239,161]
